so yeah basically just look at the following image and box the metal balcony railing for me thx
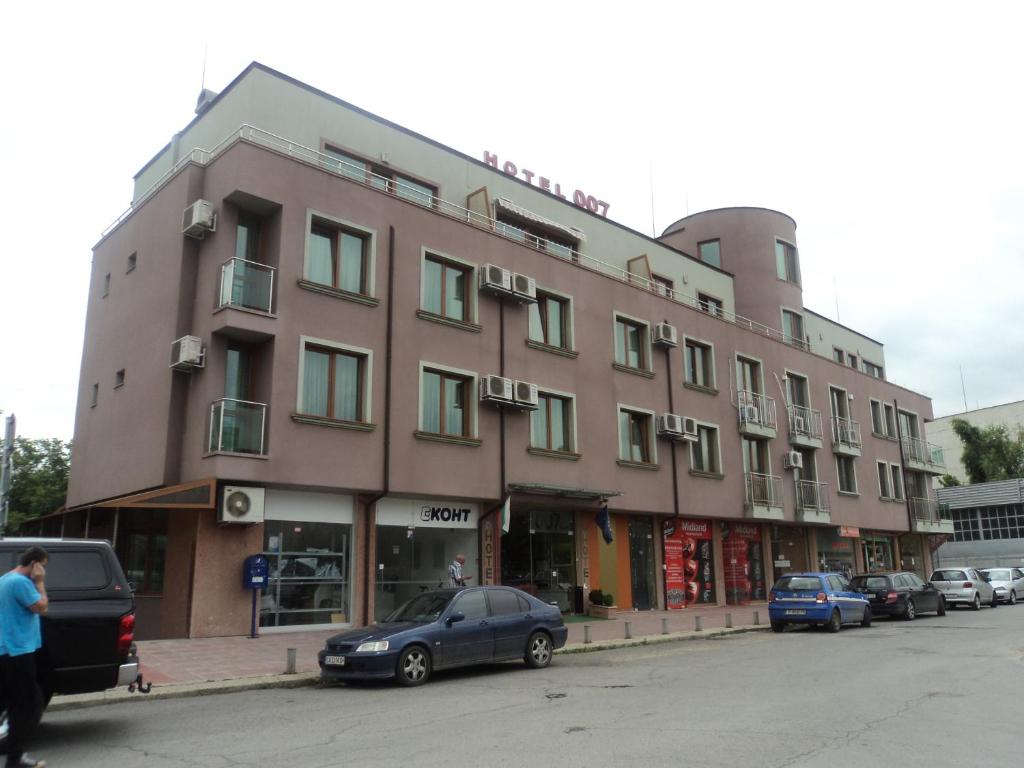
[909,497,952,523]
[103,124,812,354]
[788,405,823,440]
[831,416,862,449]
[796,479,831,513]
[738,390,778,430]
[209,398,267,455]
[745,472,783,507]
[219,258,275,313]
[901,435,945,468]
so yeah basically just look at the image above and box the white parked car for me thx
[929,568,997,610]
[979,568,1024,605]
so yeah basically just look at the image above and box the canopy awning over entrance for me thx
[65,477,216,513]
[507,483,620,501]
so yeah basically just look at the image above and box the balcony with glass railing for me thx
[795,479,831,524]
[787,405,823,449]
[901,435,946,475]
[830,416,862,456]
[909,497,953,534]
[744,472,784,520]
[219,258,275,313]
[738,391,777,438]
[209,398,267,455]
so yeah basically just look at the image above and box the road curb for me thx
[48,625,769,711]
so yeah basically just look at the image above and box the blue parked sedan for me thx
[768,572,872,633]
[318,586,569,686]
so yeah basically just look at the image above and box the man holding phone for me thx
[0,546,50,768]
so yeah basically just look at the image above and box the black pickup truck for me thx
[0,537,141,750]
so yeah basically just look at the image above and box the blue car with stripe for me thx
[768,572,872,632]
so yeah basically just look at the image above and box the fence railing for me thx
[788,405,823,440]
[738,390,778,430]
[796,480,831,513]
[831,416,862,449]
[902,435,945,468]
[909,497,952,522]
[105,124,812,354]
[745,472,783,507]
[219,258,275,313]
[209,398,267,455]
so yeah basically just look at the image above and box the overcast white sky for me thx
[2,1,1022,441]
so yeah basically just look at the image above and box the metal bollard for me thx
[624,621,632,639]
[286,647,297,675]
[726,613,733,628]
[753,610,760,626]
[661,617,669,635]
[584,624,592,644]
[695,615,703,632]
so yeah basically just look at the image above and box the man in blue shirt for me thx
[0,545,49,768]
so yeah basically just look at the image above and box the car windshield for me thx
[851,576,888,590]
[984,570,1011,580]
[773,577,822,592]
[932,570,967,581]
[384,592,453,623]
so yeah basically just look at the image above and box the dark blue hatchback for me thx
[768,572,872,633]
[318,586,568,686]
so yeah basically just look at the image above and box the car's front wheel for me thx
[860,606,872,628]
[1010,591,1017,606]
[525,632,553,669]
[937,597,946,616]
[971,593,981,610]
[395,646,431,687]
[990,592,999,608]
[825,610,842,633]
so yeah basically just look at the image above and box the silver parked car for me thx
[929,568,998,610]
[979,568,1024,605]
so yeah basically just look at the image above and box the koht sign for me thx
[483,151,610,217]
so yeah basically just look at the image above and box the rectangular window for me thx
[698,293,723,316]
[864,360,884,379]
[877,461,891,498]
[837,455,857,493]
[786,373,809,408]
[782,309,804,345]
[698,239,721,268]
[618,408,652,463]
[848,354,858,370]
[829,386,850,420]
[325,146,436,206]
[651,274,674,298]
[91,383,98,407]
[775,239,800,283]
[307,222,368,294]
[422,369,469,436]
[126,253,136,273]
[870,400,885,435]
[235,216,261,262]
[890,464,904,500]
[736,356,761,394]
[833,347,845,364]
[684,339,715,389]
[614,317,647,369]
[114,369,125,388]
[423,254,470,321]
[301,345,365,422]
[103,273,111,297]
[528,292,569,349]
[690,425,720,473]
[883,404,896,438]
[741,436,768,474]
[530,393,572,452]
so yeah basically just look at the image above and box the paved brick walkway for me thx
[136,603,769,687]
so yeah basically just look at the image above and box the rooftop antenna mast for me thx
[201,42,208,91]
[649,160,656,237]
[959,365,968,412]
[833,275,840,323]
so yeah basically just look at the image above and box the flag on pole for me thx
[501,495,511,534]
[595,504,613,544]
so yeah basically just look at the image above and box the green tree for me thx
[950,418,1024,484]
[937,474,961,488]
[6,438,71,528]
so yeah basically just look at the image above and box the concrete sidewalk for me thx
[50,603,769,711]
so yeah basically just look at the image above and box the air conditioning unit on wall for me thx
[169,335,205,371]
[182,199,217,239]
[219,486,265,524]
[653,322,678,347]
[740,405,760,424]
[513,380,539,410]
[478,264,512,294]
[782,451,804,470]
[511,273,537,303]
[657,413,684,437]
[479,374,513,403]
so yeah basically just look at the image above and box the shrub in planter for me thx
[602,593,615,607]
[589,589,605,605]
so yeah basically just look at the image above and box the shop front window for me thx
[815,527,856,579]
[118,509,168,595]
[375,525,477,622]
[261,521,351,627]
[770,525,809,583]
[898,535,925,577]
[501,510,576,611]
[861,534,894,572]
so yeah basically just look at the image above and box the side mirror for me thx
[446,611,466,626]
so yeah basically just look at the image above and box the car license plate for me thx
[324,655,345,666]
[784,609,806,615]
[867,593,877,599]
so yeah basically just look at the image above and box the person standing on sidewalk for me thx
[0,546,49,768]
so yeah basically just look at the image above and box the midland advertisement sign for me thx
[663,518,715,609]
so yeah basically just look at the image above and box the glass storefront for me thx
[815,527,856,579]
[261,519,351,627]
[770,525,809,583]
[722,522,766,604]
[899,534,925,576]
[861,533,894,572]
[628,517,656,610]
[501,509,577,611]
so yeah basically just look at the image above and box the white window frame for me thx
[836,454,858,494]
[419,246,478,323]
[779,306,805,344]
[616,402,658,464]
[828,383,851,420]
[876,460,892,499]
[890,463,904,500]
[688,420,722,474]
[529,286,576,351]
[303,209,378,296]
[529,387,579,452]
[735,352,766,395]
[418,360,479,438]
[784,368,812,409]
[775,236,801,285]
[683,335,717,390]
[612,310,652,371]
[869,398,885,436]
[296,335,374,421]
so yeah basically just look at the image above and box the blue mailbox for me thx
[243,554,269,590]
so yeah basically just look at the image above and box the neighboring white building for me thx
[935,478,1024,569]
[929,400,1024,486]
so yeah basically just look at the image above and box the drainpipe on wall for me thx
[894,398,915,536]
[663,326,680,519]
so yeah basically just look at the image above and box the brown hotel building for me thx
[50,63,950,639]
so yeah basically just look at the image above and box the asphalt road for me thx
[33,602,1024,767]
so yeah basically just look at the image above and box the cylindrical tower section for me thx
[659,207,802,337]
